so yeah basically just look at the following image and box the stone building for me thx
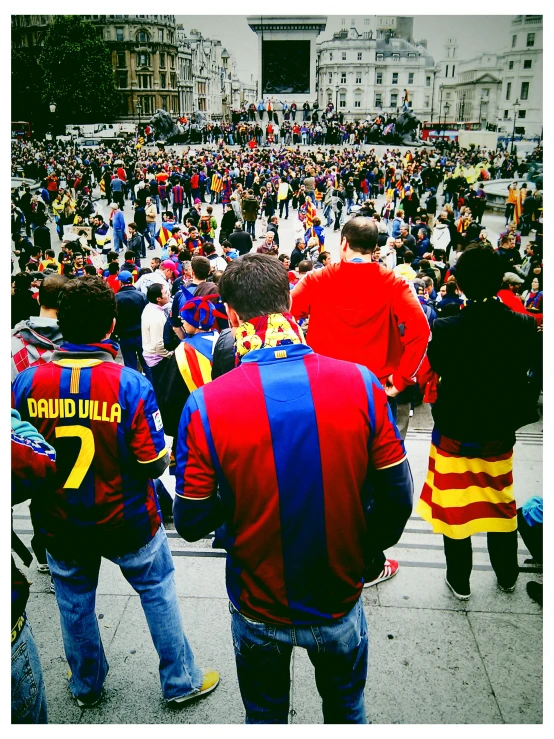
[316,23,435,118]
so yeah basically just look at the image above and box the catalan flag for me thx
[211,172,223,193]
[305,198,316,229]
[416,430,516,539]
[156,225,183,248]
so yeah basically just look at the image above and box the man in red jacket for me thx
[291,216,430,586]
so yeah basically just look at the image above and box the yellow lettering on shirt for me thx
[25,398,121,423]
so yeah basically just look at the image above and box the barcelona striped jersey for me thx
[11,343,169,557]
[175,344,406,625]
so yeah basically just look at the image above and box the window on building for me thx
[376,53,384,62]
[117,52,126,67]
[158,29,164,42]
[483,88,489,98]
[506,81,511,100]
[137,53,149,67]
[354,94,361,108]
[161,73,166,89]
[117,72,127,89]
[518,109,526,119]
[171,73,177,88]
[390,93,398,108]
[356,75,362,84]
[137,30,148,43]
[392,72,398,84]
[446,92,451,99]
[524,59,532,69]
[357,52,362,61]
[342,52,346,61]
[520,81,529,100]
[446,64,449,77]
[408,72,414,85]
[376,72,383,85]
[426,75,431,87]
[452,65,455,77]
[527,33,535,47]
[161,95,167,110]
[504,110,509,119]
[392,53,400,62]
[170,55,175,68]
[328,73,332,83]
[375,93,382,107]
[364,18,370,26]
[160,52,166,68]
[339,93,346,108]
[512,34,517,48]
[341,72,346,83]
[116,28,124,42]
[425,96,430,107]
[509,60,515,70]
[330,53,333,61]
[341,18,346,27]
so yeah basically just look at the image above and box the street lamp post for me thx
[479,97,486,129]
[335,84,339,114]
[48,101,56,141]
[443,102,450,142]
[511,98,520,154]
[438,85,444,140]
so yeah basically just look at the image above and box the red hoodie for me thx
[291,260,430,392]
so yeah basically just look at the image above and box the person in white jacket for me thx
[430,214,451,252]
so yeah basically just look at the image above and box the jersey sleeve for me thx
[175,392,217,501]
[128,376,169,464]
[290,272,313,319]
[366,371,407,470]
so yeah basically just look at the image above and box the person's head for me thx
[150,256,161,271]
[340,218,378,258]
[107,251,119,264]
[421,276,434,294]
[191,255,211,281]
[531,277,541,292]
[502,271,524,293]
[161,259,179,281]
[203,243,216,256]
[147,282,170,307]
[454,245,504,300]
[180,295,218,335]
[445,281,458,296]
[317,251,331,267]
[108,262,120,276]
[419,259,430,271]
[417,228,426,241]
[396,209,404,220]
[399,224,409,237]
[297,260,313,276]
[403,250,414,265]
[439,284,447,298]
[124,250,136,263]
[37,274,68,317]
[264,231,275,244]
[235,221,243,231]
[117,270,134,286]
[58,277,116,343]
[84,265,97,276]
[433,249,446,263]
[74,253,84,267]
[218,253,290,325]
[31,246,42,261]
[44,249,56,261]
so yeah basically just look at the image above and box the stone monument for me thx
[247,16,327,105]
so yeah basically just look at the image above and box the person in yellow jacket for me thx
[51,193,65,240]
[277,178,292,219]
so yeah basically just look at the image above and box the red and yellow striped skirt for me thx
[416,442,517,539]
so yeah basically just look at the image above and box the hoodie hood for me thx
[12,317,63,349]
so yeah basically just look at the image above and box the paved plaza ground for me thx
[13,157,543,723]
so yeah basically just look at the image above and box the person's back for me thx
[228,228,252,255]
[114,280,147,339]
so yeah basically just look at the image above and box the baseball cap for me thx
[161,259,179,275]
[117,270,134,283]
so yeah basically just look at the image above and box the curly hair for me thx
[57,277,117,344]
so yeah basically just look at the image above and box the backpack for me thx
[199,215,211,234]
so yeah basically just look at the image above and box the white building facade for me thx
[316,25,435,119]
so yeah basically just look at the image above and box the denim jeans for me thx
[278,200,289,218]
[120,335,153,382]
[323,205,333,227]
[246,220,256,239]
[230,598,368,724]
[173,203,183,223]
[146,222,157,247]
[12,619,48,724]
[46,526,203,702]
[113,228,125,253]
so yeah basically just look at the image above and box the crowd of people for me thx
[11,133,543,724]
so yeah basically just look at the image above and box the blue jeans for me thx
[113,228,125,253]
[347,198,355,213]
[146,222,157,247]
[120,335,153,382]
[230,598,368,724]
[246,221,256,239]
[46,526,203,702]
[12,619,48,723]
[173,203,183,223]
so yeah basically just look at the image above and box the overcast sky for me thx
[176,15,513,82]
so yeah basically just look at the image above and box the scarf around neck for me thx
[235,312,305,365]
[59,339,119,358]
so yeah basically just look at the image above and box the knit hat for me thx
[179,293,225,330]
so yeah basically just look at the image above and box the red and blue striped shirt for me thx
[11,344,169,557]
[175,344,406,625]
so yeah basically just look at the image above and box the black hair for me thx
[108,262,120,275]
[341,217,378,254]
[107,251,119,263]
[147,282,164,304]
[218,253,290,321]
[38,274,68,309]
[298,260,313,274]
[84,265,97,276]
[124,250,135,261]
[455,245,504,300]
[58,277,116,343]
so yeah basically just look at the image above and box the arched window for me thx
[137,29,149,43]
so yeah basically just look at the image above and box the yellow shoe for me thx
[168,670,220,705]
